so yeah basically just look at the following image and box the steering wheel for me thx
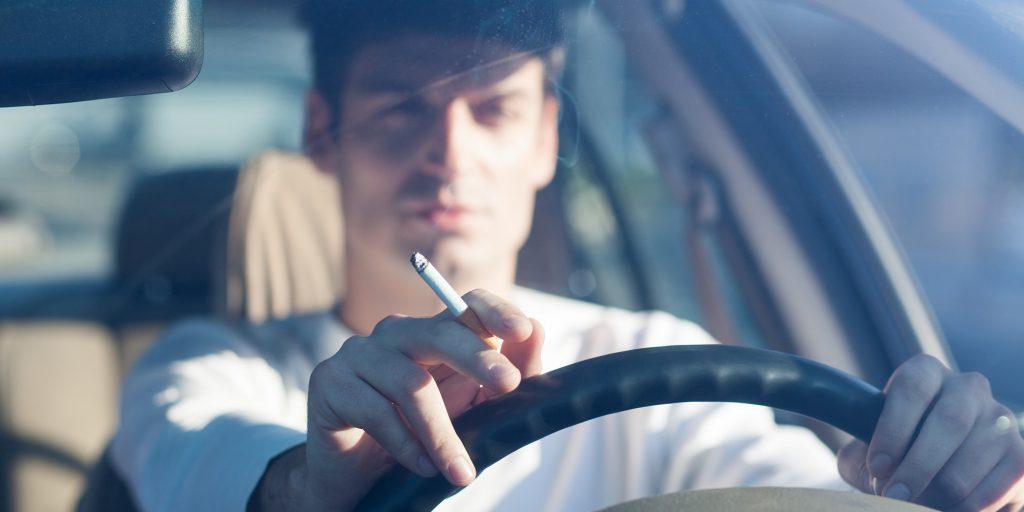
[354,345,928,511]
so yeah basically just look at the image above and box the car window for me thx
[558,6,769,347]
[751,0,1024,408]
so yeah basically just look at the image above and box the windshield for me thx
[2,2,1024,511]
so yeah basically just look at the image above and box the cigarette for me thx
[410,252,503,351]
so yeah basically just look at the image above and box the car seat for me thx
[0,166,237,512]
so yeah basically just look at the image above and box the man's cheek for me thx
[496,187,535,245]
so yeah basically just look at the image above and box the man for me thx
[111,1,1024,511]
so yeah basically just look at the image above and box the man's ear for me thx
[532,95,561,189]
[303,89,339,174]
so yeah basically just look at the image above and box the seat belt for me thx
[645,113,738,344]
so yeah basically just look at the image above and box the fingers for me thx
[501,317,545,379]
[950,442,1024,512]
[310,363,437,479]
[371,315,520,393]
[343,341,477,486]
[867,356,1024,510]
[917,403,1013,507]
[310,292,542,490]
[837,439,873,493]
[867,354,945,483]
[881,371,984,502]
[463,289,534,343]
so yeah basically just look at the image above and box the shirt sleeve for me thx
[110,320,307,512]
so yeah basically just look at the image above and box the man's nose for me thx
[423,99,477,180]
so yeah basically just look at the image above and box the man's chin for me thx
[399,235,488,276]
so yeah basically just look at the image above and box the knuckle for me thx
[934,403,975,432]
[900,371,940,402]
[909,354,944,371]
[339,335,368,357]
[308,361,329,394]
[310,359,344,391]
[896,354,945,382]
[432,433,466,456]
[357,407,388,433]
[900,456,929,479]
[393,365,432,398]
[394,438,423,464]
[374,314,407,334]
[497,309,519,329]
[934,471,973,504]
[994,404,1015,419]
[496,308,530,336]
[959,372,991,395]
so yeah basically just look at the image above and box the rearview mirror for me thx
[0,0,203,107]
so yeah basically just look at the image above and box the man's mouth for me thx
[405,203,475,231]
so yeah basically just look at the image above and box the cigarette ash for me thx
[410,252,428,273]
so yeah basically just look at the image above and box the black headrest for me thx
[113,167,238,319]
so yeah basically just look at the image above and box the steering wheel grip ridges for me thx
[355,345,885,512]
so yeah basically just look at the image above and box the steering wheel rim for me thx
[354,345,885,512]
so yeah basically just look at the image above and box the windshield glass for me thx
[3,2,1024,511]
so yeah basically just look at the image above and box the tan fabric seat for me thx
[0,166,237,512]
[76,152,342,512]
[220,151,344,324]
[0,322,119,512]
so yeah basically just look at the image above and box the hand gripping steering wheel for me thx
[354,345,930,512]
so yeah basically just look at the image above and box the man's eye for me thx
[475,99,519,124]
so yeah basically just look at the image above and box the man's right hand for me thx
[300,289,545,511]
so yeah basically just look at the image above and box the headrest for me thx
[114,168,238,318]
[222,151,343,323]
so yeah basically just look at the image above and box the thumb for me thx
[837,439,875,494]
[501,317,545,379]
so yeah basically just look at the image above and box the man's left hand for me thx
[838,354,1024,511]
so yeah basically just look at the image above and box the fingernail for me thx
[884,482,910,502]
[487,363,516,383]
[868,453,892,477]
[417,455,438,477]
[447,456,475,485]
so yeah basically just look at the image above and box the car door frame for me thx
[598,0,958,392]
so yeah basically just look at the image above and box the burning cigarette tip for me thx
[410,252,428,273]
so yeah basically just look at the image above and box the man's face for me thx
[316,34,559,278]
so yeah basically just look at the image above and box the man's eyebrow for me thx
[355,50,540,96]
[478,88,530,102]
[353,77,423,95]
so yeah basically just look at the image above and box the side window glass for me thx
[753,0,1024,408]
[556,7,769,347]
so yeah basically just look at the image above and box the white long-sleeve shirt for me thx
[111,287,847,511]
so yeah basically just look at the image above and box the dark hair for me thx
[300,0,566,111]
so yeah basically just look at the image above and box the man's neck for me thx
[339,249,516,335]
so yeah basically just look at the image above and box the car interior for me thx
[2,0,1023,510]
